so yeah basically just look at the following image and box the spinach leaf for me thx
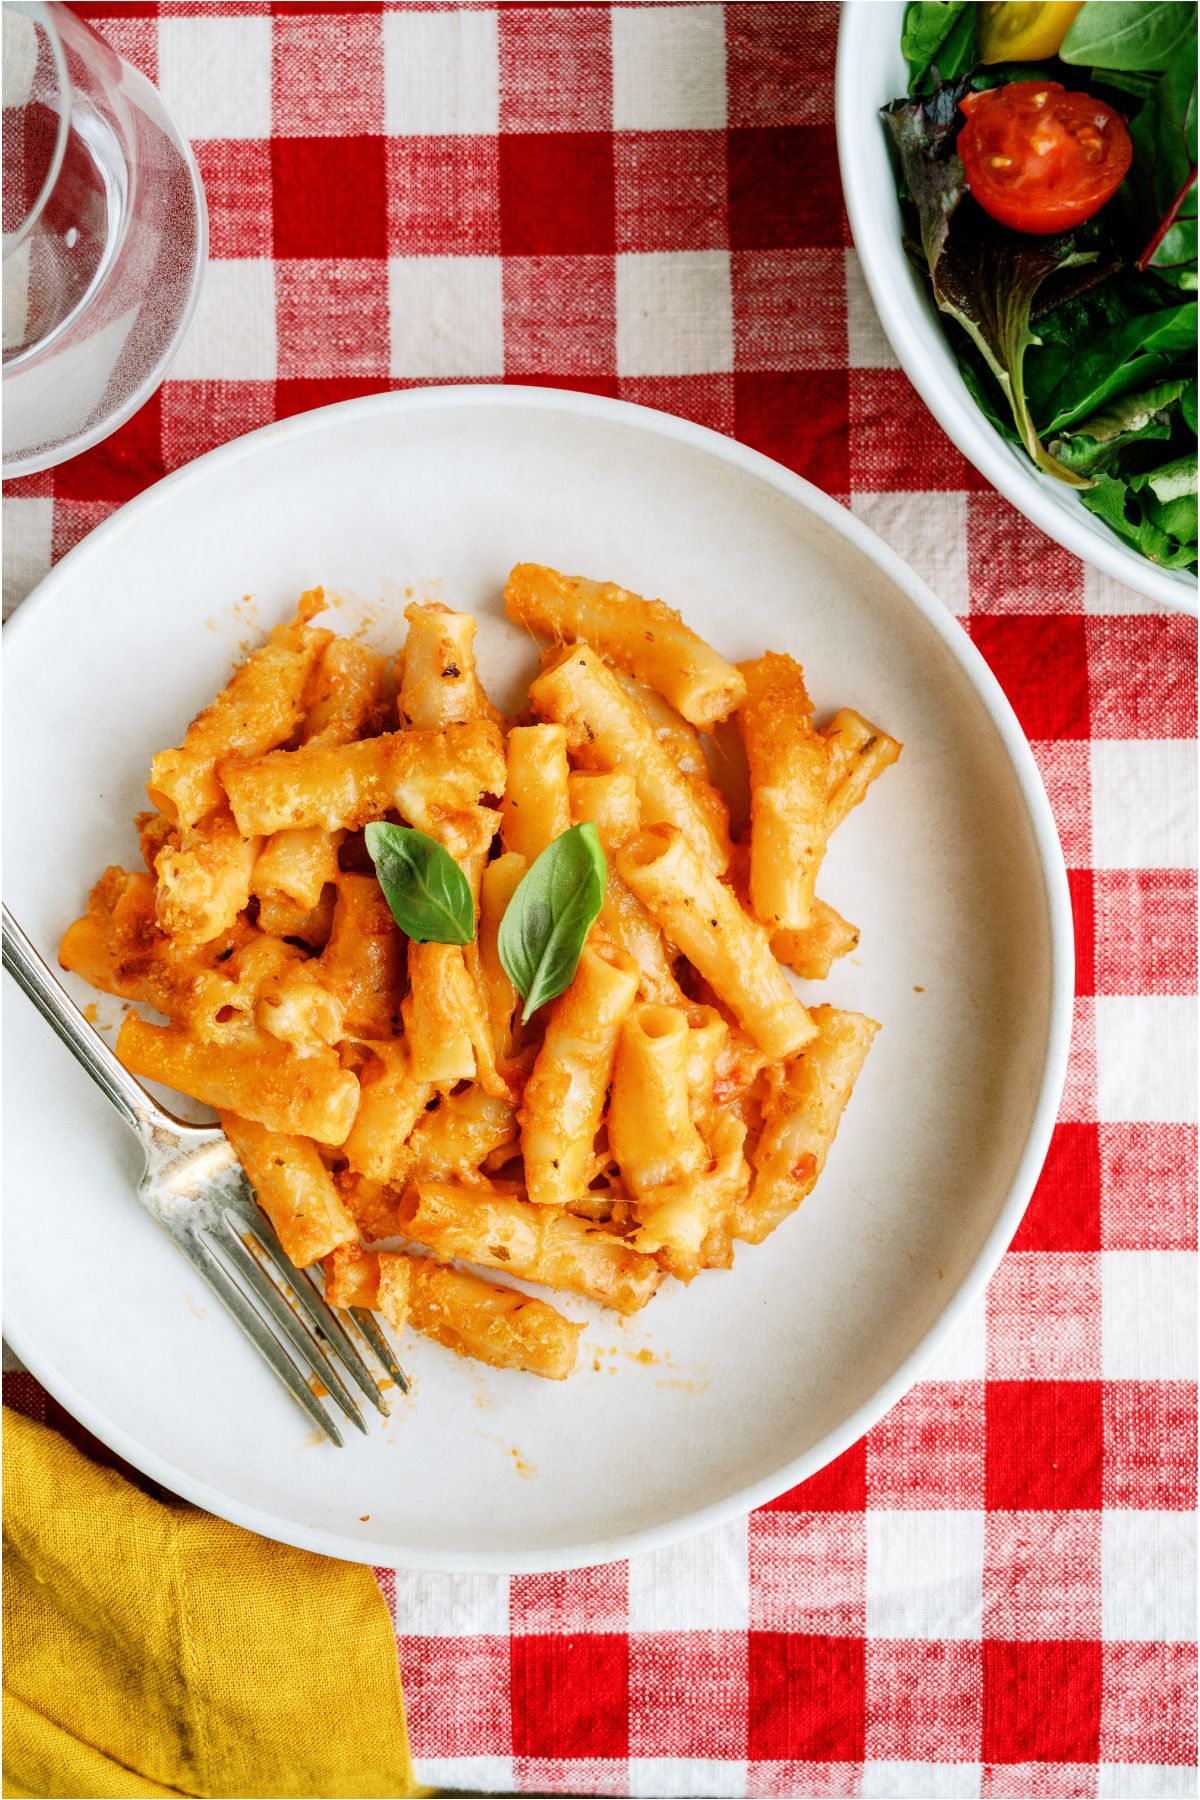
[497,823,606,1022]
[1060,0,1197,72]
[1027,303,1198,431]
[882,80,1100,484]
[1130,451,1198,503]
[901,1,977,90]
[1049,379,1186,474]
[364,822,474,944]
[1080,471,1197,567]
[1127,53,1198,284]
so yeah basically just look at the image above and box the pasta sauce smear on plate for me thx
[60,566,900,1387]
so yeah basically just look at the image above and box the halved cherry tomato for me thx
[977,1,1084,65]
[958,81,1133,235]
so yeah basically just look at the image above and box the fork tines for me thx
[183,1214,406,1446]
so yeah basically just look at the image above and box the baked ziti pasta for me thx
[62,574,899,1392]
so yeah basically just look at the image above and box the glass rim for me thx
[3,1,73,263]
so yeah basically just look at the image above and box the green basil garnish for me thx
[497,823,606,1022]
[364,822,474,944]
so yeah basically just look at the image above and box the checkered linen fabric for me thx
[3,6,1196,1798]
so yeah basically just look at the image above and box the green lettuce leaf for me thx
[881,80,1100,485]
[1059,1,1197,73]
[1126,53,1198,287]
[1048,380,1186,475]
[1026,304,1198,431]
[901,2,977,91]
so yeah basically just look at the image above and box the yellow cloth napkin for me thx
[3,1408,424,1800]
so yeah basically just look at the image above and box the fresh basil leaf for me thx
[1060,0,1197,72]
[497,822,606,1023]
[1027,303,1198,431]
[1183,380,1199,433]
[364,821,474,944]
[901,1,977,90]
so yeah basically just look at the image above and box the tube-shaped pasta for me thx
[569,771,682,1003]
[302,637,387,746]
[520,940,639,1205]
[206,931,345,1050]
[736,1005,879,1244]
[220,1113,358,1266]
[153,809,260,947]
[401,1182,661,1314]
[399,602,501,730]
[822,709,902,832]
[683,1004,728,1119]
[342,1040,433,1182]
[327,1243,580,1378]
[219,718,505,839]
[772,898,860,980]
[567,769,640,847]
[322,1242,381,1310]
[501,724,570,862]
[530,646,730,872]
[148,601,330,829]
[738,652,829,932]
[609,1005,707,1200]
[593,870,684,1005]
[617,825,816,1059]
[478,852,525,1064]
[317,874,405,1040]
[334,1171,405,1244]
[406,1256,581,1379]
[637,1109,751,1279]
[59,869,248,1031]
[405,1084,518,1184]
[252,828,341,916]
[404,941,474,1086]
[403,942,508,1098]
[135,809,176,872]
[375,1252,414,1335]
[612,674,709,778]
[506,563,746,727]
[116,1014,360,1144]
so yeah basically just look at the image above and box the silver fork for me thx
[2,905,407,1446]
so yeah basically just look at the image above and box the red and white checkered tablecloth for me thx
[3,5,1196,1797]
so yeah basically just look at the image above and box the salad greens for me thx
[889,0,1198,572]
[902,2,978,87]
[1058,1,1196,72]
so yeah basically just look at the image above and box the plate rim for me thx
[3,382,1075,1572]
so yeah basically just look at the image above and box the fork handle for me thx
[2,904,168,1139]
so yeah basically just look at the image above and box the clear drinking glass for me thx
[2,2,207,476]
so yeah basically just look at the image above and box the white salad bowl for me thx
[836,0,1197,615]
[4,386,1072,1572]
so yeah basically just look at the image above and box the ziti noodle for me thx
[62,568,899,1387]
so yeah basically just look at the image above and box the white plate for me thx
[836,0,1197,616]
[3,386,1072,1572]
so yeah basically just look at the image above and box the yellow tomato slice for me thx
[977,1,1084,64]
